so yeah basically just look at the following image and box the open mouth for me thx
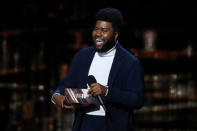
[95,39,104,48]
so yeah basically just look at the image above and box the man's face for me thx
[92,20,118,52]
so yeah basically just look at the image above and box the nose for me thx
[95,29,102,37]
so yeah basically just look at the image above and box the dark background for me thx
[0,0,197,131]
[0,0,196,49]
[1,0,196,68]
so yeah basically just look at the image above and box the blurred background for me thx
[0,0,197,131]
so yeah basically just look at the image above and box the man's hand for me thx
[52,94,74,109]
[88,83,107,96]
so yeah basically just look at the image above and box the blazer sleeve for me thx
[105,60,144,109]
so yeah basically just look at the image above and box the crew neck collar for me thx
[97,41,118,57]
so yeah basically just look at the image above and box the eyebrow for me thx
[94,27,111,30]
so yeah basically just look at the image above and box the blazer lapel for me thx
[107,44,124,87]
[83,47,96,86]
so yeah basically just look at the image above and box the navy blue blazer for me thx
[53,43,144,131]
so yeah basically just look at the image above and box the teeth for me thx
[96,39,103,42]
[95,38,103,46]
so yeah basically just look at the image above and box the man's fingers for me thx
[88,83,106,96]
[88,88,100,96]
[89,83,98,88]
[63,105,74,109]
[88,89,92,94]
[92,91,99,97]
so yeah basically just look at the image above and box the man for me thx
[52,7,144,131]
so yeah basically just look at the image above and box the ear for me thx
[114,32,119,41]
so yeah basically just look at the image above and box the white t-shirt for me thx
[86,45,116,116]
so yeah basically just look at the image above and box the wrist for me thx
[105,88,108,96]
[102,85,108,96]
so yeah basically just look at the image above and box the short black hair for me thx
[95,8,124,32]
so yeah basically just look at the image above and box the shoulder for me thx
[118,44,140,64]
[74,46,94,58]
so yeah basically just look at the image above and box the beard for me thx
[94,37,116,53]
